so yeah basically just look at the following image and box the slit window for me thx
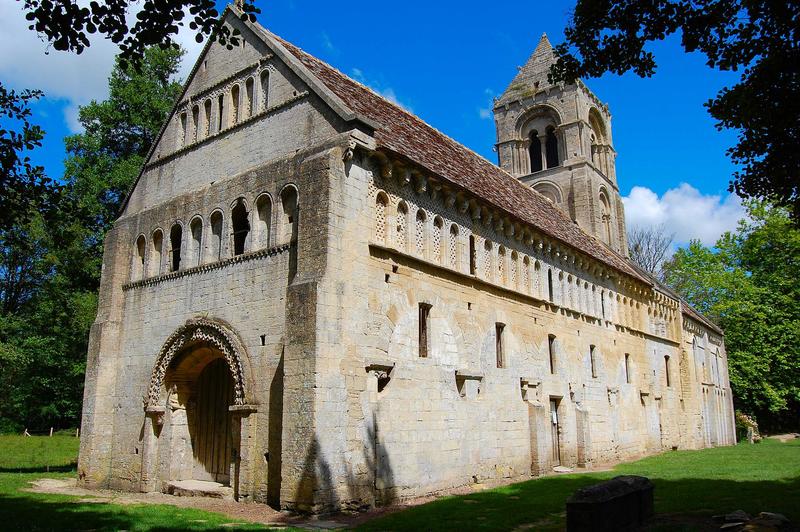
[665,356,671,387]
[548,334,556,374]
[590,345,597,378]
[419,303,431,358]
[245,77,254,118]
[547,268,554,302]
[231,85,240,125]
[625,353,631,384]
[496,323,505,368]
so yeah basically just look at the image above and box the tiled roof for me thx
[270,34,647,283]
[681,301,723,335]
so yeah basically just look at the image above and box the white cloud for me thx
[320,32,337,55]
[0,2,204,132]
[478,88,495,120]
[623,183,745,247]
[349,67,412,112]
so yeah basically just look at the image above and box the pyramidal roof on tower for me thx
[498,33,557,105]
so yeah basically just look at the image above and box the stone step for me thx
[163,480,234,499]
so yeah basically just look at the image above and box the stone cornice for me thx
[123,243,292,291]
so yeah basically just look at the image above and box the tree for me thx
[552,0,800,220]
[19,0,258,66]
[627,224,674,281]
[663,202,800,432]
[0,82,56,231]
[0,46,184,433]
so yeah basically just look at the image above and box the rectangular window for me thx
[548,334,556,374]
[495,323,505,368]
[625,353,631,384]
[419,303,431,358]
[590,345,597,378]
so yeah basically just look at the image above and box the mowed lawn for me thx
[1,434,798,531]
[358,438,800,531]
[0,433,272,531]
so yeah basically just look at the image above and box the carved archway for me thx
[146,318,252,408]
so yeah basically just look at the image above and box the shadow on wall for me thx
[267,350,284,507]
[295,408,397,513]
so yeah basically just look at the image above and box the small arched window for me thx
[375,193,388,244]
[547,268,554,302]
[230,85,240,125]
[625,353,631,384]
[665,355,672,387]
[548,334,557,374]
[280,186,299,245]
[191,105,200,142]
[169,223,182,272]
[244,77,254,118]
[203,99,212,137]
[529,130,543,172]
[209,211,223,261]
[256,194,272,249]
[497,246,506,285]
[590,345,598,378]
[483,239,492,280]
[545,126,559,168]
[133,235,146,280]
[189,218,203,267]
[178,112,187,148]
[449,224,459,269]
[415,209,426,256]
[599,191,612,244]
[432,216,443,263]
[395,202,408,250]
[150,229,163,276]
[510,251,518,287]
[217,94,225,131]
[260,70,270,110]
[522,256,531,293]
[231,199,250,256]
[533,260,541,297]
[468,234,476,275]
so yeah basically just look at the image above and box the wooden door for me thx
[550,399,561,465]
[192,358,234,484]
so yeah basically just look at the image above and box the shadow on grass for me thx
[0,464,76,473]
[0,490,269,531]
[357,475,800,532]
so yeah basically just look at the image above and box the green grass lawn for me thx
[358,439,800,531]
[1,435,797,531]
[0,434,271,530]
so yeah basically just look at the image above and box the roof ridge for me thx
[267,32,508,174]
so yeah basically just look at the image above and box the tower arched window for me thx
[529,130,543,173]
[415,209,426,256]
[260,70,270,110]
[280,186,299,245]
[599,191,612,244]
[395,202,408,250]
[545,126,559,168]
[203,99,212,137]
[432,216,443,263]
[191,105,200,142]
[375,193,388,244]
[231,199,249,256]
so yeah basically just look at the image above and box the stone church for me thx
[78,5,736,513]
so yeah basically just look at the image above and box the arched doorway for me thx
[166,350,235,484]
[142,318,253,494]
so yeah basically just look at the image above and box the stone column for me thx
[140,406,165,492]
[539,134,548,169]
[230,405,257,501]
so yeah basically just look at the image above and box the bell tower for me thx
[493,34,628,255]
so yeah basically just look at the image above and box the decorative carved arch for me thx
[146,318,253,407]
[515,104,563,136]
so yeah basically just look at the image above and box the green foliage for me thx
[552,0,800,220]
[0,82,57,231]
[0,46,184,433]
[0,434,78,471]
[663,202,800,431]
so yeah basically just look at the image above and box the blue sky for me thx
[0,0,746,246]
